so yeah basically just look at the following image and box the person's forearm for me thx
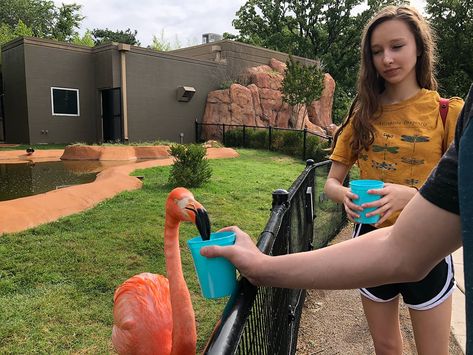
[324,177,350,203]
[257,227,402,289]
[254,195,462,290]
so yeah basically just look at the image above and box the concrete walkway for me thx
[452,248,466,353]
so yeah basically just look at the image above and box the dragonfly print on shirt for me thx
[370,133,399,179]
[400,134,431,187]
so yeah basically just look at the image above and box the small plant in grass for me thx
[168,144,212,187]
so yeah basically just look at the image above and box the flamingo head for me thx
[166,187,211,240]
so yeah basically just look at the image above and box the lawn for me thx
[0,149,306,353]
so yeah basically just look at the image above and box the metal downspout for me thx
[118,43,130,142]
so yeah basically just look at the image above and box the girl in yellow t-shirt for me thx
[324,6,463,355]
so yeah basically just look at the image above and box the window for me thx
[51,87,80,116]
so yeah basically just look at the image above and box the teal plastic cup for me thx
[349,179,384,224]
[187,231,237,299]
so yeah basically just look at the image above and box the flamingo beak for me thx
[195,208,211,241]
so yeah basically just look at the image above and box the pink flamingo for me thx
[112,187,210,355]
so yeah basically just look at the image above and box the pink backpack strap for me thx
[439,97,449,127]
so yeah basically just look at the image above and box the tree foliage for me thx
[91,28,141,46]
[426,0,473,98]
[0,0,83,42]
[0,19,33,45]
[228,0,408,122]
[231,1,405,94]
[71,30,94,47]
[168,144,212,188]
[281,56,324,128]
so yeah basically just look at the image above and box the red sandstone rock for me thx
[326,123,339,136]
[307,73,336,128]
[269,58,287,74]
[202,58,334,138]
[60,145,171,161]
[229,84,256,126]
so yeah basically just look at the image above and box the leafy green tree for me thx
[71,30,94,47]
[228,0,407,123]
[150,31,172,51]
[91,28,141,46]
[52,3,83,42]
[0,0,83,41]
[0,20,34,65]
[0,19,33,44]
[148,29,185,51]
[425,0,473,98]
[281,56,324,129]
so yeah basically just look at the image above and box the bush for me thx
[224,127,330,161]
[168,144,212,187]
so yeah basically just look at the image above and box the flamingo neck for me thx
[164,218,197,355]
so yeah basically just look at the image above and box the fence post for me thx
[303,128,307,161]
[272,189,289,210]
[222,123,226,146]
[195,119,199,143]
[268,125,272,151]
[243,124,246,147]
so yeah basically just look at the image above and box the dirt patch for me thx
[296,225,463,354]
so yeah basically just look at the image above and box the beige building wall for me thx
[170,39,319,82]
[1,37,315,145]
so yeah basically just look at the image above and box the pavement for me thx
[452,247,467,353]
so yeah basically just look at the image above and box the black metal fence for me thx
[195,121,332,161]
[204,160,347,354]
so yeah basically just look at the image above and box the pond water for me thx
[0,160,135,202]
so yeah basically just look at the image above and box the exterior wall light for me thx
[176,86,196,102]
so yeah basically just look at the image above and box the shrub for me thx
[168,144,212,187]
[224,127,330,162]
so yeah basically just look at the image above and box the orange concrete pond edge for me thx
[0,146,239,235]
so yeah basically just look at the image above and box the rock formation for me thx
[202,58,336,140]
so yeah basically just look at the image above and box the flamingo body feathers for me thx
[112,273,172,355]
[112,188,208,355]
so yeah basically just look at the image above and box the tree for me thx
[0,20,34,65]
[0,0,83,41]
[425,0,473,98]
[0,19,33,44]
[281,56,324,129]
[150,31,172,51]
[71,30,94,47]
[52,3,84,42]
[91,28,140,46]
[229,0,407,123]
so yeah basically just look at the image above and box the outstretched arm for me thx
[201,194,461,290]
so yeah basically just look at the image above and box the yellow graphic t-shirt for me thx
[330,89,463,227]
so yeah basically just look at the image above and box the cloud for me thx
[55,0,245,47]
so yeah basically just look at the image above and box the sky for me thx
[54,0,247,48]
[54,0,426,49]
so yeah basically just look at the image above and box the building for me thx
[0,37,318,144]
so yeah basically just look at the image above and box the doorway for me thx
[101,88,122,142]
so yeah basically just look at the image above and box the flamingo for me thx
[112,187,210,355]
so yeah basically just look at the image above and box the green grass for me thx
[0,148,306,353]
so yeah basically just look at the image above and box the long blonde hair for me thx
[333,6,437,155]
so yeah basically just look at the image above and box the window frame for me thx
[50,86,80,117]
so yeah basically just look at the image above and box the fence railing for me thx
[195,121,332,161]
[203,160,347,354]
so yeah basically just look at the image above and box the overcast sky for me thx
[54,0,426,49]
